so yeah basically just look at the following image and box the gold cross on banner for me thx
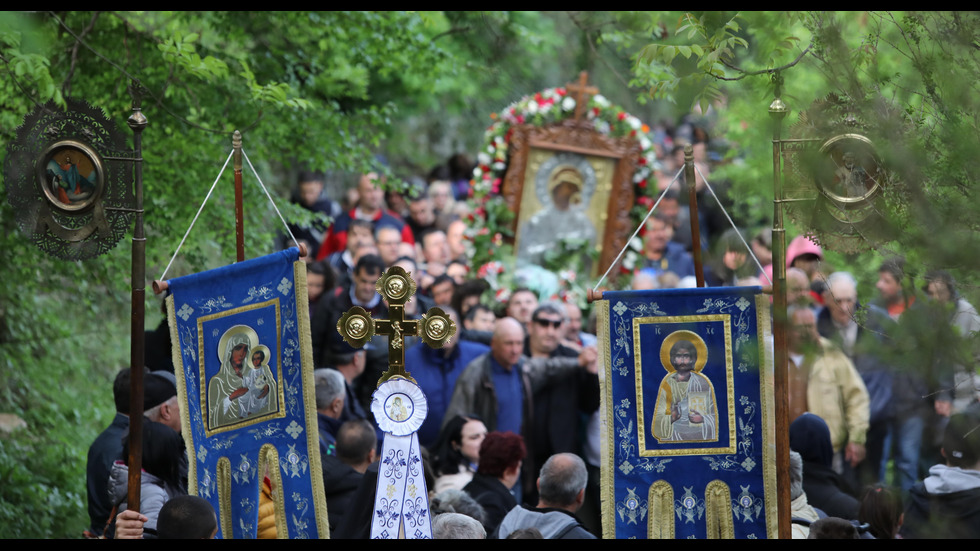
[336,266,455,387]
[567,70,599,121]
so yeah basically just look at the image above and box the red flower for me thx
[491,178,501,194]
[638,196,652,207]
[557,88,566,96]
[618,112,627,121]
[630,130,636,136]
[637,179,647,189]
[516,115,525,124]
[505,127,515,143]
[534,93,543,102]
[592,107,600,116]
[638,157,647,165]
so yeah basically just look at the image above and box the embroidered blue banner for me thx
[597,287,775,539]
[166,248,327,538]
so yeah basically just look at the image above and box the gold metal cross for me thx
[336,266,455,387]
[566,70,598,121]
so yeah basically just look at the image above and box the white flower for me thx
[593,94,610,108]
[639,136,652,151]
[628,116,641,130]
[629,236,643,251]
[596,121,611,134]
[494,136,505,146]
[526,101,538,114]
[539,101,551,114]
[473,167,483,179]
[562,96,575,111]
[492,161,506,171]
[477,152,492,166]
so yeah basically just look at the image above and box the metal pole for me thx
[769,79,790,539]
[233,130,245,263]
[684,144,705,287]
[126,82,149,515]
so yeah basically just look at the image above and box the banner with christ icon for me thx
[166,247,328,539]
[596,286,776,539]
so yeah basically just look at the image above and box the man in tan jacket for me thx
[787,304,870,473]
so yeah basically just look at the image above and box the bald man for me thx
[444,317,593,501]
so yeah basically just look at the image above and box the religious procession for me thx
[3,11,980,540]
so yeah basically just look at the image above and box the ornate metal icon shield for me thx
[781,94,900,253]
[4,98,134,260]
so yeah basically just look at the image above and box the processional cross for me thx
[336,266,455,539]
[567,70,599,122]
[337,266,455,383]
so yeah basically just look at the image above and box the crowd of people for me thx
[84,117,980,538]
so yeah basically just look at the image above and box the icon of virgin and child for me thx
[652,331,719,443]
[208,325,279,430]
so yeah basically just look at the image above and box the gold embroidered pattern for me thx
[648,480,674,539]
[705,480,734,539]
[216,457,232,536]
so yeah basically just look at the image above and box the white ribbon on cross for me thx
[369,377,432,539]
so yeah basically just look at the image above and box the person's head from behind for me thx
[313,368,346,419]
[157,495,217,539]
[536,453,588,512]
[429,489,487,527]
[123,420,184,490]
[336,419,377,472]
[477,431,525,488]
[431,512,486,539]
[858,484,903,539]
[807,517,859,539]
[113,367,134,414]
[942,410,980,470]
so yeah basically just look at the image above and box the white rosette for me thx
[369,377,432,539]
[371,377,428,436]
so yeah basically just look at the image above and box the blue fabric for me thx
[601,286,775,538]
[405,339,490,448]
[490,356,524,435]
[641,241,696,279]
[884,414,924,492]
[167,248,326,538]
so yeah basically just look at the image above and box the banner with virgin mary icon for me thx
[596,286,776,539]
[166,247,327,538]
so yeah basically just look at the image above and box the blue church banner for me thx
[596,287,776,539]
[166,248,327,538]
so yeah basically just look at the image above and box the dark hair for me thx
[348,218,375,236]
[507,287,536,306]
[878,256,906,282]
[451,280,490,318]
[464,303,493,324]
[336,419,377,466]
[477,431,525,478]
[297,170,324,185]
[858,484,902,539]
[943,410,980,468]
[113,368,133,414]
[354,254,385,277]
[157,495,216,539]
[923,269,956,297]
[430,274,456,291]
[432,414,484,476]
[807,517,860,539]
[123,419,185,493]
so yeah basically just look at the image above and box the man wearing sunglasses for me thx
[524,303,599,509]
